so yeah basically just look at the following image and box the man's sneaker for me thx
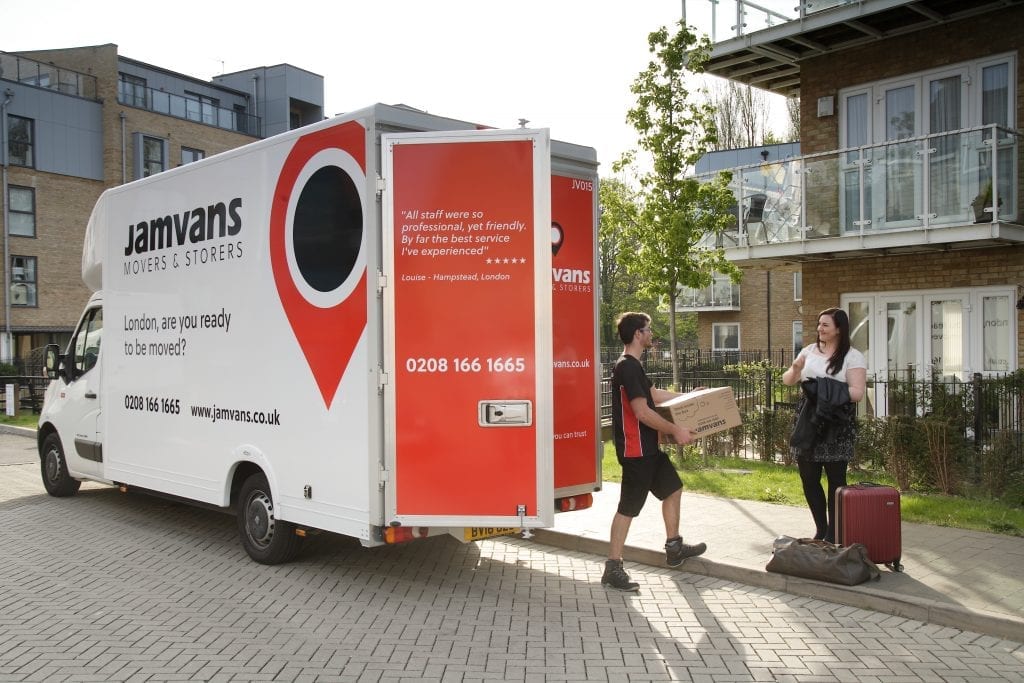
[601,559,640,592]
[665,537,707,567]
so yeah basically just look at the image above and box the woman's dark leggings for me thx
[797,460,848,542]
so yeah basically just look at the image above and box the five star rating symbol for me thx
[485,257,527,265]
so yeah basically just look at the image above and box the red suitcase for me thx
[836,482,902,571]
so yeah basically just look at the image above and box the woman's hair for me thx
[817,307,851,376]
[616,312,650,345]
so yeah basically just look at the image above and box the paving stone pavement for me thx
[1,456,1023,682]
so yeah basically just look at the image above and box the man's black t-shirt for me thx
[611,354,661,461]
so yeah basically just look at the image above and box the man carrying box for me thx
[603,312,708,592]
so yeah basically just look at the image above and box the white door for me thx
[57,306,104,479]
[925,69,969,222]
[873,80,920,228]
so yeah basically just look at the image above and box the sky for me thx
[4,0,789,172]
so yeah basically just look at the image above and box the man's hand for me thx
[670,424,695,445]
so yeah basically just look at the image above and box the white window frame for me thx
[711,323,740,352]
[841,286,1017,380]
[839,55,1017,228]
[793,271,802,302]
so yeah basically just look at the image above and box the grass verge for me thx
[602,442,1024,537]
[0,414,39,430]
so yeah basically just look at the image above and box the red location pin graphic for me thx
[270,121,368,408]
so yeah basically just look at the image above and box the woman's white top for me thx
[797,344,866,383]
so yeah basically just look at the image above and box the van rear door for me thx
[381,129,552,530]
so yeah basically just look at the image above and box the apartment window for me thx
[7,115,34,167]
[841,287,1015,379]
[792,321,803,358]
[10,256,37,307]
[142,135,166,177]
[118,73,147,107]
[793,272,802,302]
[181,147,205,165]
[712,323,740,352]
[184,91,218,125]
[234,104,250,134]
[8,186,36,237]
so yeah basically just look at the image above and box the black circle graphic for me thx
[293,165,363,293]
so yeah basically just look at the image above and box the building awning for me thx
[703,0,1022,97]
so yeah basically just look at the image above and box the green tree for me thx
[598,177,658,345]
[621,22,740,386]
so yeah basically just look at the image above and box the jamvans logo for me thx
[552,267,591,284]
[123,199,242,255]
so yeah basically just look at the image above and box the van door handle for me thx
[85,391,97,399]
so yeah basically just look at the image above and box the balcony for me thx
[695,125,1023,264]
[0,51,98,99]
[688,0,1011,97]
[677,275,742,312]
[117,81,261,137]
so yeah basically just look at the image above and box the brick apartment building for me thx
[689,0,1023,414]
[685,143,804,357]
[0,44,323,366]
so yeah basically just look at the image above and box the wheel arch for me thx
[225,445,276,508]
[37,422,59,459]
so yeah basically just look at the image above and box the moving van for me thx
[38,104,601,563]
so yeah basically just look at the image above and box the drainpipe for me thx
[765,270,772,354]
[120,111,127,184]
[251,74,259,137]
[1,88,14,363]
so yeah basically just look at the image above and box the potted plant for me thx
[971,180,1003,223]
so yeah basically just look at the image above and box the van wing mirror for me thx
[43,344,65,381]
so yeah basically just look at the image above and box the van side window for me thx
[72,307,103,377]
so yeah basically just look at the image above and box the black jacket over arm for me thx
[789,377,852,451]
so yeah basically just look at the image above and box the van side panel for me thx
[102,116,375,541]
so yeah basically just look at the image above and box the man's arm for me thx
[630,396,694,445]
[650,386,681,404]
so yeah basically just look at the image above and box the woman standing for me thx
[782,308,867,543]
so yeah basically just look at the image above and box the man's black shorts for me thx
[617,450,683,517]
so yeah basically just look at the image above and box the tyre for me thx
[40,433,81,497]
[236,472,302,564]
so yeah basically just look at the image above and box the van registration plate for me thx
[464,527,518,541]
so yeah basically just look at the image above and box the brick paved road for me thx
[2,457,1023,682]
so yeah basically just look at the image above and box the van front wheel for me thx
[40,433,81,497]
[236,472,302,564]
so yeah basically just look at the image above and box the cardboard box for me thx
[657,387,742,440]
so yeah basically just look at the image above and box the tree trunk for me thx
[669,291,679,389]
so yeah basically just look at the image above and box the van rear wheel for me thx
[40,433,81,497]
[236,472,302,564]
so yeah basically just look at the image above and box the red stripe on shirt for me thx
[619,386,643,458]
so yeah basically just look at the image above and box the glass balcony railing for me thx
[678,276,741,311]
[117,81,261,137]
[0,51,98,99]
[685,0,847,41]
[695,125,1019,251]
